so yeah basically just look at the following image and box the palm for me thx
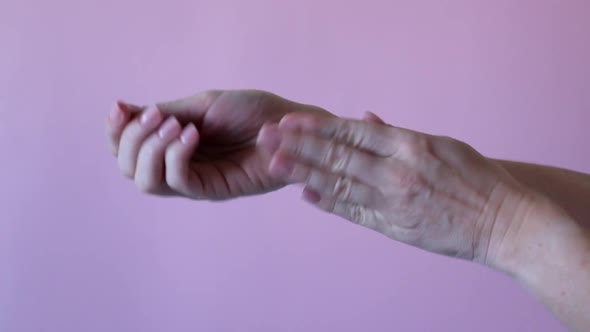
[177,90,306,200]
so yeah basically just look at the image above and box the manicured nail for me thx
[302,189,321,203]
[118,100,145,113]
[140,106,162,128]
[269,156,294,178]
[109,104,124,125]
[116,101,129,112]
[180,123,198,144]
[257,124,282,153]
[158,117,181,140]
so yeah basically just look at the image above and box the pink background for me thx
[1,0,589,331]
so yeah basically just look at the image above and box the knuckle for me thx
[332,177,353,201]
[336,121,367,149]
[438,135,469,151]
[307,115,323,127]
[284,137,304,160]
[323,142,350,172]
[335,120,354,142]
[280,112,298,124]
[346,204,370,225]
[405,134,430,160]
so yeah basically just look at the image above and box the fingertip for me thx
[116,100,129,112]
[257,123,282,153]
[158,116,183,140]
[180,123,199,145]
[278,113,305,130]
[108,103,126,126]
[140,105,163,128]
[302,188,321,203]
[117,100,144,112]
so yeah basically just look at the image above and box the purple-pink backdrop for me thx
[1,1,589,331]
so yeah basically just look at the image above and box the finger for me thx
[362,111,386,125]
[269,153,379,206]
[257,123,282,155]
[134,116,182,194]
[155,90,223,123]
[164,123,203,197]
[302,188,384,230]
[117,106,164,178]
[117,100,145,113]
[106,102,132,155]
[278,113,404,156]
[263,125,385,188]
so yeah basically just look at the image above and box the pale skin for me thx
[106,90,589,331]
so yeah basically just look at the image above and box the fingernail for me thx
[180,123,198,144]
[116,101,129,112]
[109,104,124,125]
[278,114,296,129]
[158,117,181,140]
[269,156,294,178]
[302,189,321,203]
[140,106,162,128]
[279,113,316,131]
[118,100,144,112]
[257,125,282,153]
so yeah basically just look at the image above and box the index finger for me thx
[106,101,136,155]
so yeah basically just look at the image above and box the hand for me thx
[257,112,534,263]
[105,89,330,200]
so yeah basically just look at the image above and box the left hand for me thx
[257,112,534,263]
[105,89,330,200]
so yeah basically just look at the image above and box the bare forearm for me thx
[490,161,590,330]
[494,160,590,226]
[495,196,590,331]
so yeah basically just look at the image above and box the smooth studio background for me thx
[1,1,589,331]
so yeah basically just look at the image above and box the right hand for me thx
[257,111,534,264]
[105,89,330,200]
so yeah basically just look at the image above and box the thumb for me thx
[156,90,222,120]
[117,90,223,123]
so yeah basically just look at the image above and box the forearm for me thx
[493,159,590,227]
[494,195,590,331]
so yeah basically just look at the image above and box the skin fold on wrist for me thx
[506,197,588,279]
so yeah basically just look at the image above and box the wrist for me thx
[475,182,536,271]
[486,191,585,279]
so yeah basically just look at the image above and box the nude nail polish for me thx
[181,124,198,144]
[140,106,162,128]
[158,117,180,139]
